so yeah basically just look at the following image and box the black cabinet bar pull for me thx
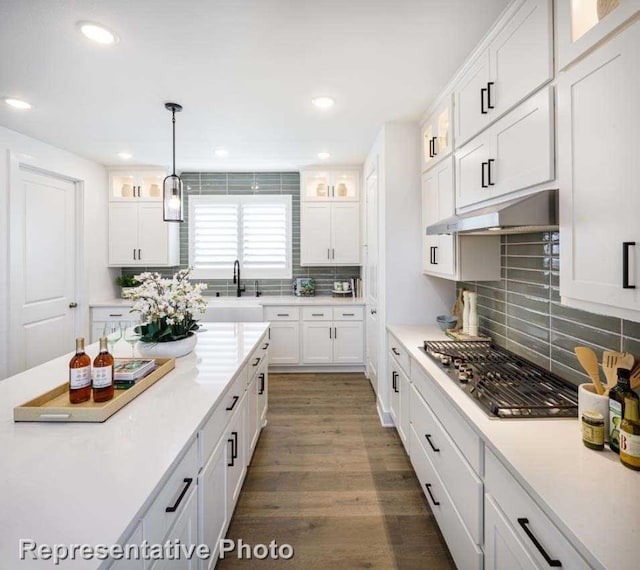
[328,249,330,259]
[226,395,239,411]
[480,87,488,114]
[487,81,495,109]
[481,161,488,188]
[433,246,438,265]
[428,138,433,158]
[431,136,438,156]
[133,249,136,260]
[392,371,397,392]
[517,518,562,567]
[392,348,400,356]
[623,242,636,289]
[252,357,261,367]
[138,249,142,260]
[259,373,265,395]
[165,478,193,513]
[311,313,325,317]
[342,313,355,317]
[262,342,269,350]
[425,483,440,506]
[425,434,440,453]
[227,438,235,466]
[334,326,337,339]
[329,327,332,339]
[276,313,289,317]
[231,431,238,459]
[488,158,495,186]
[108,313,123,317]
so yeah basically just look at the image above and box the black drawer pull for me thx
[276,313,289,317]
[262,342,270,350]
[311,313,325,317]
[165,478,193,513]
[425,483,440,506]
[226,395,239,411]
[517,518,561,567]
[392,348,400,356]
[108,313,124,317]
[425,434,440,453]
[623,242,636,289]
[259,373,265,395]
[252,357,261,366]
[342,313,355,316]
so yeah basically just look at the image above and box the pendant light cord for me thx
[172,109,176,176]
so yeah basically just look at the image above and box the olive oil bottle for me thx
[608,368,639,453]
[620,398,640,471]
[92,337,114,403]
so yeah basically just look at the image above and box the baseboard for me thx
[377,401,394,427]
[269,365,366,374]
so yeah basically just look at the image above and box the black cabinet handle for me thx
[371,309,377,315]
[258,373,265,395]
[392,348,400,356]
[329,327,332,339]
[342,313,355,317]
[431,136,438,156]
[623,242,636,289]
[334,326,337,339]
[392,371,398,392]
[425,483,440,506]
[138,249,142,260]
[226,395,239,411]
[133,249,136,260]
[227,437,235,466]
[481,161,488,188]
[480,87,488,114]
[276,313,289,317]
[517,518,562,567]
[165,478,193,513]
[433,246,438,265]
[311,313,325,317]
[425,434,440,453]
[231,431,238,459]
[252,357,261,367]
[108,313,123,317]
[262,342,269,350]
[488,158,495,186]
[487,81,495,109]
[428,138,433,158]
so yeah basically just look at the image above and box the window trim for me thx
[188,194,293,280]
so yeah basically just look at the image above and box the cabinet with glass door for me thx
[421,94,453,172]
[301,168,360,201]
[108,169,167,201]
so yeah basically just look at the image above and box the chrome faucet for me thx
[233,260,245,297]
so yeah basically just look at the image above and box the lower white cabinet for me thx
[267,322,300,365]
[388,357,410,452]
[225,393,247,514]
[301,321,364,364]
[109,523,144,569]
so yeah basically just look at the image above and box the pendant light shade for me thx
[163,102,184,222]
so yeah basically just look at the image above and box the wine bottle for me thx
[92,337,114,403]
[608,368,639,453]
[69,337,91,404]
[620,398,640,471]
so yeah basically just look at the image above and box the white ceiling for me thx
[0,0,509,171]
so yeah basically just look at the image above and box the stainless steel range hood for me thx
[426,189,558,235]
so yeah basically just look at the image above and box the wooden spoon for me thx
[574,347,605,395]
[602,351,635,394]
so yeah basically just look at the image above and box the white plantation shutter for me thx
[189,195,292,279]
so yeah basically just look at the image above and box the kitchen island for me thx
[0,322,269,569]
[388,324,640,570]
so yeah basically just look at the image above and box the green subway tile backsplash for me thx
[122,172,360,296]
[458,231,632,386]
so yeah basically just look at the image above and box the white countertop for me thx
[91,295,365,308]
[0,322,269,569]
[387,324,640,570]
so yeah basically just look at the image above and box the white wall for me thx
[0,126,114,380]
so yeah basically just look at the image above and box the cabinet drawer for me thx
[143,438,198,546]
[388,334,410,376]
[485,449,589,569]
[199,368,247,464]
[410,429,483,570]
[247,334,269,381]
[263,306,300,321]
[301,306,333,321]
[411,384,482,544]
[332,306,364,321]
[91,307,134,321]
[411,363,482,473]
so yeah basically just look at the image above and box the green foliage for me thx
[116,275,141,288]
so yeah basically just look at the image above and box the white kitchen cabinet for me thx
[558,21,640,318]
[301,168,360,201]
[301,322,334,364]
[302,321,364,365]
[421,95,453,172]
[257,363,268,426]
[226,393,247,513]
[109,169,166,201]
[556,0,640,71]
[109,523,144,569]
[455,0,552,146]
[389,364,410,451]
[267,322,300,365]
[455,86,554,209]
[109,202,179,267]
[300,202,360,265]
[333,321,364,364]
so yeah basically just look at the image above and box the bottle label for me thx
[70,366,91,389]
[609,400,622,450]
[93,365,113,389]
[620,430,640,459]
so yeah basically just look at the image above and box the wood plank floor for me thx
[218,373,456,569]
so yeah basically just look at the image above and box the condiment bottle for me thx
[92,337,114,403]
[608,368,639,454]
[69,337,91,404]
[581,410,605,451]
[620,398,640,471]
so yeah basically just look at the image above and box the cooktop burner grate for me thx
[421,340,578,419]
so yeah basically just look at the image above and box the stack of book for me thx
[113,359,156,390]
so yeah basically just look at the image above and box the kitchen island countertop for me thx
[388,324,640,570]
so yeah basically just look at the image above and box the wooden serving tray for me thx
[13,358,175,423]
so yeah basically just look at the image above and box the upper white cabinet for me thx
[556,0,640,71]
[421,95,453,172]
[558,20,640,318]
[456,86,554,209]
[109,202,180,266]
[109,169,166,201]
[301,168,360,201]
[300,202,360,265]
[455,0,553,146]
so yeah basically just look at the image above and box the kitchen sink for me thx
[203,298,264,322]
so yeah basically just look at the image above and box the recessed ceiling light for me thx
[214,149,229,158]
[117,152,132,160]
[5,98,31,110]
[78,21,119,45]
[317,152,331,160]
[312,96,335,109]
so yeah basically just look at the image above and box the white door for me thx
[301,322,333,364]
[333,321,364,364]
[9,168,78,374]
[364,165,378,388]
[109,203,138,266]
[331,203,360,264]
[138,203,168,265]
[455,50,491,145]
[455,132,492,209]
[300,203,332,264]
[268,322,299,365]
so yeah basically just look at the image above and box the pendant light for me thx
[163,102,184,222]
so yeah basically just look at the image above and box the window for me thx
[189,195,292,279]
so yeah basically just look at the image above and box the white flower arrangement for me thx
[123,268,208,343]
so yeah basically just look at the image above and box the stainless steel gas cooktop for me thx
[420,340,578,419]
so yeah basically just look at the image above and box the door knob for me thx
[69,302,78,308]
